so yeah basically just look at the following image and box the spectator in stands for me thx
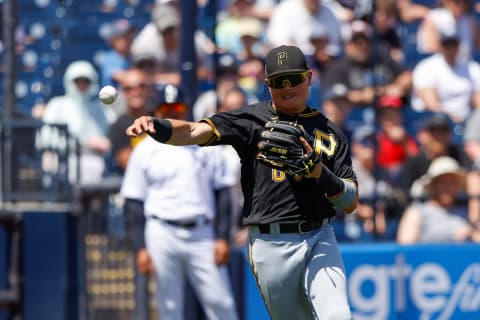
[324,20,412,107]
[373,0,404,63]
[395,0,430,23]
[130,3,181,85]
[266,0,343,57]
[417,0,480,62]
[307,22,336,77]
[461,108,480,238]
[100,18,136,87]
[236,17,267,61]
[375,94,419,183]
[106,68,155,175]
[411,29,480,124]
[400,113,471,200]
[120,84,238,320]
[215,0,264,56]
[41,60,114,184]
[130,2,214,86]
[397,156,479,244]
[321,83,353,141]
[193,53,258,121]
[238,57,269,101]
[305,22,339,106]
[333,125,399,242]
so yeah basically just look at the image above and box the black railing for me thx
[0,120,78,203]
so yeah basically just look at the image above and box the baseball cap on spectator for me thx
[323,83,348,101]
[152,4,179,32]
[216,52,240,77]
[309,22,329,41]
[377,95,403,109]
[420,113,451,132]
[132,52,158,70]
[352,124,376,146]
[410,156,466,197]
[343,20,373,42]
[237,17,262,39]
[152,84,187,114]
[439,28,460,44]
[265,45,309,78]
[104,19,136,39]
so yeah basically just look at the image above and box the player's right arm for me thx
[125,116,215,146]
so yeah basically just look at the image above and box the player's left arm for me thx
[309,162,358,213]
[126,116,215,146]
[301,136,358,213]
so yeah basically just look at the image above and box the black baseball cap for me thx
[265,45,309,78]
[421,113,451,131]
[150,84,186,113]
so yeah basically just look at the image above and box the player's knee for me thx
[205,292,236,312]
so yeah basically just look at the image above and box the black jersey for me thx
[201,101,357,225]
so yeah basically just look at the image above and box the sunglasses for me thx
[158,102,187,113]
[266,71,309,89]
[123,83,151,93]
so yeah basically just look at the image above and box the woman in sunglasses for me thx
[126,45,358,320]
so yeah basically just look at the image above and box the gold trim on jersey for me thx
[199,119,222,146]
[297,109,320,117]
[269,108,320,119]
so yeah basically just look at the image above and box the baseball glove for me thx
[256,120,319,175]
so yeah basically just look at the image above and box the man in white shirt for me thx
[266,0,343,57]
[412,30,480,123]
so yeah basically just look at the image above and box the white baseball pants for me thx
[145,219,238,320]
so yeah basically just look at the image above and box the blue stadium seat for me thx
[344,107,375,134]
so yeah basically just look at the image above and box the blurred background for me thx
[2,0,480,319]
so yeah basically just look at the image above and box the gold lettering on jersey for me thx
[277,52,287,67]
[269,147,287,156]
[272,169,286,182]
[314,131,337,158]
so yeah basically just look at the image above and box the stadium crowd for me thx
[14,0,480,244]
[4,0,480,318]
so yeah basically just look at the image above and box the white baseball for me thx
[98,85,118,105]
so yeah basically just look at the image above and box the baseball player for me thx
[126,45,358,320]
[121,84,239,320]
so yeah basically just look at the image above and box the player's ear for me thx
[307,70,313,85]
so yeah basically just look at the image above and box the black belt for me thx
[258,218,330,234]
[150,216,210,228]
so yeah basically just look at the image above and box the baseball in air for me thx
[98,85,118,105]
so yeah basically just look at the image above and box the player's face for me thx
[266,70,312,114]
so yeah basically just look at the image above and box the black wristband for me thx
[149,118,173,143]
[316,166,344,197]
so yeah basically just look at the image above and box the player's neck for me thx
[271,102,308,115]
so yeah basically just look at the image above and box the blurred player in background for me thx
[121,84,238,320]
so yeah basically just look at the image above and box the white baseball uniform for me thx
[121,136,238,320]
